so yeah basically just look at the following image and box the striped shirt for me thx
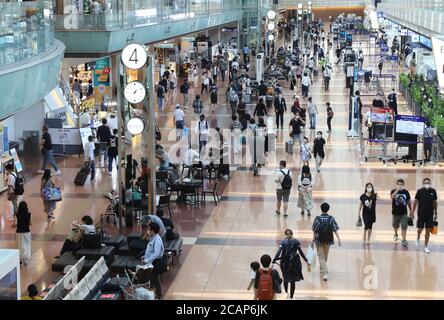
[312,213,339,245]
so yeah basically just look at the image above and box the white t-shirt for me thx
[173,108,185,122]
[84,141,95,162]
[301,76,311,87]
[308,102,317,115]
[203,77,210,86]
[8,173,16,189]
[80,224,95,234]
[274,168,293,190]
[308,60,315,68]
[250,271,256,280]
[184,149,200,166]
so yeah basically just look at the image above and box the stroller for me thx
[100,190,120,225]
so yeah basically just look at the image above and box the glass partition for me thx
[0,1,55,68]
[54,0,227,30]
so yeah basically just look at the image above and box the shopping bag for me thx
[356,216,363,227]
[43,187,62,202]
[182,126,189,138]
[306,243,316,269]
[431,220,439,235]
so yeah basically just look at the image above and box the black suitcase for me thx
[74,163,90,186]
[218,164,230,177]
[313,69,319,76]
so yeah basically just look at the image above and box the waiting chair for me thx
[157,193,172,218]
[202,182,220,205]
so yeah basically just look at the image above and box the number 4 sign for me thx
[121,43,148,70]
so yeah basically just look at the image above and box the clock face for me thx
[121,43,147,69]
[124,81,147,104]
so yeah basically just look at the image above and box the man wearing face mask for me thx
[313,131,326,173]
[274,93,287,130]
[390,179,412,247]
[411,178,438,253]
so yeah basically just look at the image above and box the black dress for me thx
[360,193,377,229]
[273,238,307,283]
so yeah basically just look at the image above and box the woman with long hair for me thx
[16,201,31,266]
[297,165,313,216]
[358,182,378,245]
[41,169,57,220]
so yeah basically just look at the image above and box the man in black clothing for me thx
[390,179,412,247]
[387,88,398,114]
[97,118,112,163]
[412,178,438,253]
[274,93,287,129]
[107,129,118,175]
[372,94,384,108]
[257,81,268,102]
[39,125,60,174]
[289,113,305,147]
[254,98,268,117]
[159,76,169,94]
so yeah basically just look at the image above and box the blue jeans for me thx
[90,160,96,180]
[108,155,117,172]
[42,149,59,171]
[292,133,302,147]
[158,97,164,111]
[309,113,317,129]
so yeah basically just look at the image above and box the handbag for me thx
[43,187,62,202]
[407,217,414,227]
[431,220,439,235]
[356,216,363,227]
[153,254,169,274]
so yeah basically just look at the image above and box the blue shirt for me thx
[143,234,164,264]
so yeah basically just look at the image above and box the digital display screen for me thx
[395,115,425,135]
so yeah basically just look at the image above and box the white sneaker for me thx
[415,239,420,246]
[393,235,400,241]
[55,170,62,175]
[37,170,44,174]
[108,172,112,176]
[424,247,431,254]
[184,106,188,109]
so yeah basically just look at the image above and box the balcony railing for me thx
[0,1,55,67]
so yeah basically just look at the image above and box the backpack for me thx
[12,173,24,195]
[256,269,274,300]
[280,170,292,190]
[318,218,334,244]
[109,136,117,148]
[157,85,165,97]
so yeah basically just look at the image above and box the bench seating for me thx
[75,246,115,263]
[103,235,126,250]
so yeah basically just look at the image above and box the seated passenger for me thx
[58,215,95,256]
[129,215,167,257]
[156,209,179,241]
[21,284,42,300]
[155,144,170,170]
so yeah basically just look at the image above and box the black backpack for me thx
[318,219,334,244]
[12,173,24,195]
[157,85,165,97]
[280,170,292,190]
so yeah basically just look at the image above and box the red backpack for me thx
[256,269,274,300]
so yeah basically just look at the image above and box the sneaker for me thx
[37,170,44,174]
[424,247,431,254]
[108,172,112,176]
[283,213,288,217]
[184,106,188,109]
[317,169,320,173]
[322,273,328,281]
[415,239,420,246]
[275,210,281,215]
[55,170,62,175]
[401,240,408,247]
[301,211,305,215]
[393,235,400,241]
[307,212,311,216]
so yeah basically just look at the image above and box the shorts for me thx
[176,120,184,129]
[417,214,434,229]
[392,214,408,230]
[276,189,291,203]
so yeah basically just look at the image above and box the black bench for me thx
[52,252,79,272]
[109,255,141,273]
[75,246,115,263]
[103,235,126,250]
[165,237,183,265]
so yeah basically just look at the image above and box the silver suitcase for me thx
[285,140,294,155]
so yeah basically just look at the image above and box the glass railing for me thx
[0,1,55,68]
[54,0,227,31]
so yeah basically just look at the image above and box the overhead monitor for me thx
[395,115,425,135]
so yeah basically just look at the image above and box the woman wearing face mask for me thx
[298,165,313,216]
[313,131,326,173]
[358,183,378,245]
[272,229,310,299]
[300,137,312,167]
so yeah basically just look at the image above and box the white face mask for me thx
[398,185,404,190]
[367,187,373,193]
[317,134,322,138]
[424,184,431,189]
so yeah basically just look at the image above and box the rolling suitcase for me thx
[74,162,91,186]
[313,69,319,77]
[285,140,294,155]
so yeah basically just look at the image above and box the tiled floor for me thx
[2,25,443,300]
